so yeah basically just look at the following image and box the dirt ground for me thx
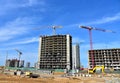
[0,73,106,83]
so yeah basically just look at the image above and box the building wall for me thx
[5,59,19,67]
[66,35,72,70]
[5,59,11,67]
[89,48,120,70]
[26,62,30,68]
[38,35,72,70]
[38,37,42,69]
[19,60,24,67]
[72,44,80,70]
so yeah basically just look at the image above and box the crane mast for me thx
[51,26,62,35]
[81,26,94,68]
[15,49,22,66]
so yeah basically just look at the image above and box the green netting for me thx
[111,71,120,74]
[54,69,64,72]
[104,69,120,74]
[37,69,64,72]
[5,67,36,71]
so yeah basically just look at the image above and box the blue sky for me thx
[0,0,120,67]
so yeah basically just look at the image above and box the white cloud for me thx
[66,12,120,28]
[0,0,47,15]
[0,27,27,41]
[72,37,85,44]
[0,1,24,15]
[88,12,120,25]
[0,37,39,48]
[0,17,36,42]
[11,37,39,45]
[28,0,46,6]
[0,0,45,8]
[0,37,39,54]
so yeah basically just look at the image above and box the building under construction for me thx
[38,34,72,70]
[89,48,120,70]
[5,59,24,67]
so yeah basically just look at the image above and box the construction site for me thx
[0,26,120,83]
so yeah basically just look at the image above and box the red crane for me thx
[80,26,115,68]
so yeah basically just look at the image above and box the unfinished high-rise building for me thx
[38,35,72,70]
[89,48,120,70]
[5,59,19,67]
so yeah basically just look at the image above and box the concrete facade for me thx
[89,48,120,70]
[38,35,72,70]
[72,44,80,70]
[5,59,19,67]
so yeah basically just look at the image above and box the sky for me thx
[0,0,120,67]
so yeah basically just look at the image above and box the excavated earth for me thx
[0,73,109,83]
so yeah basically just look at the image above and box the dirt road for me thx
[0,73,106,83]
